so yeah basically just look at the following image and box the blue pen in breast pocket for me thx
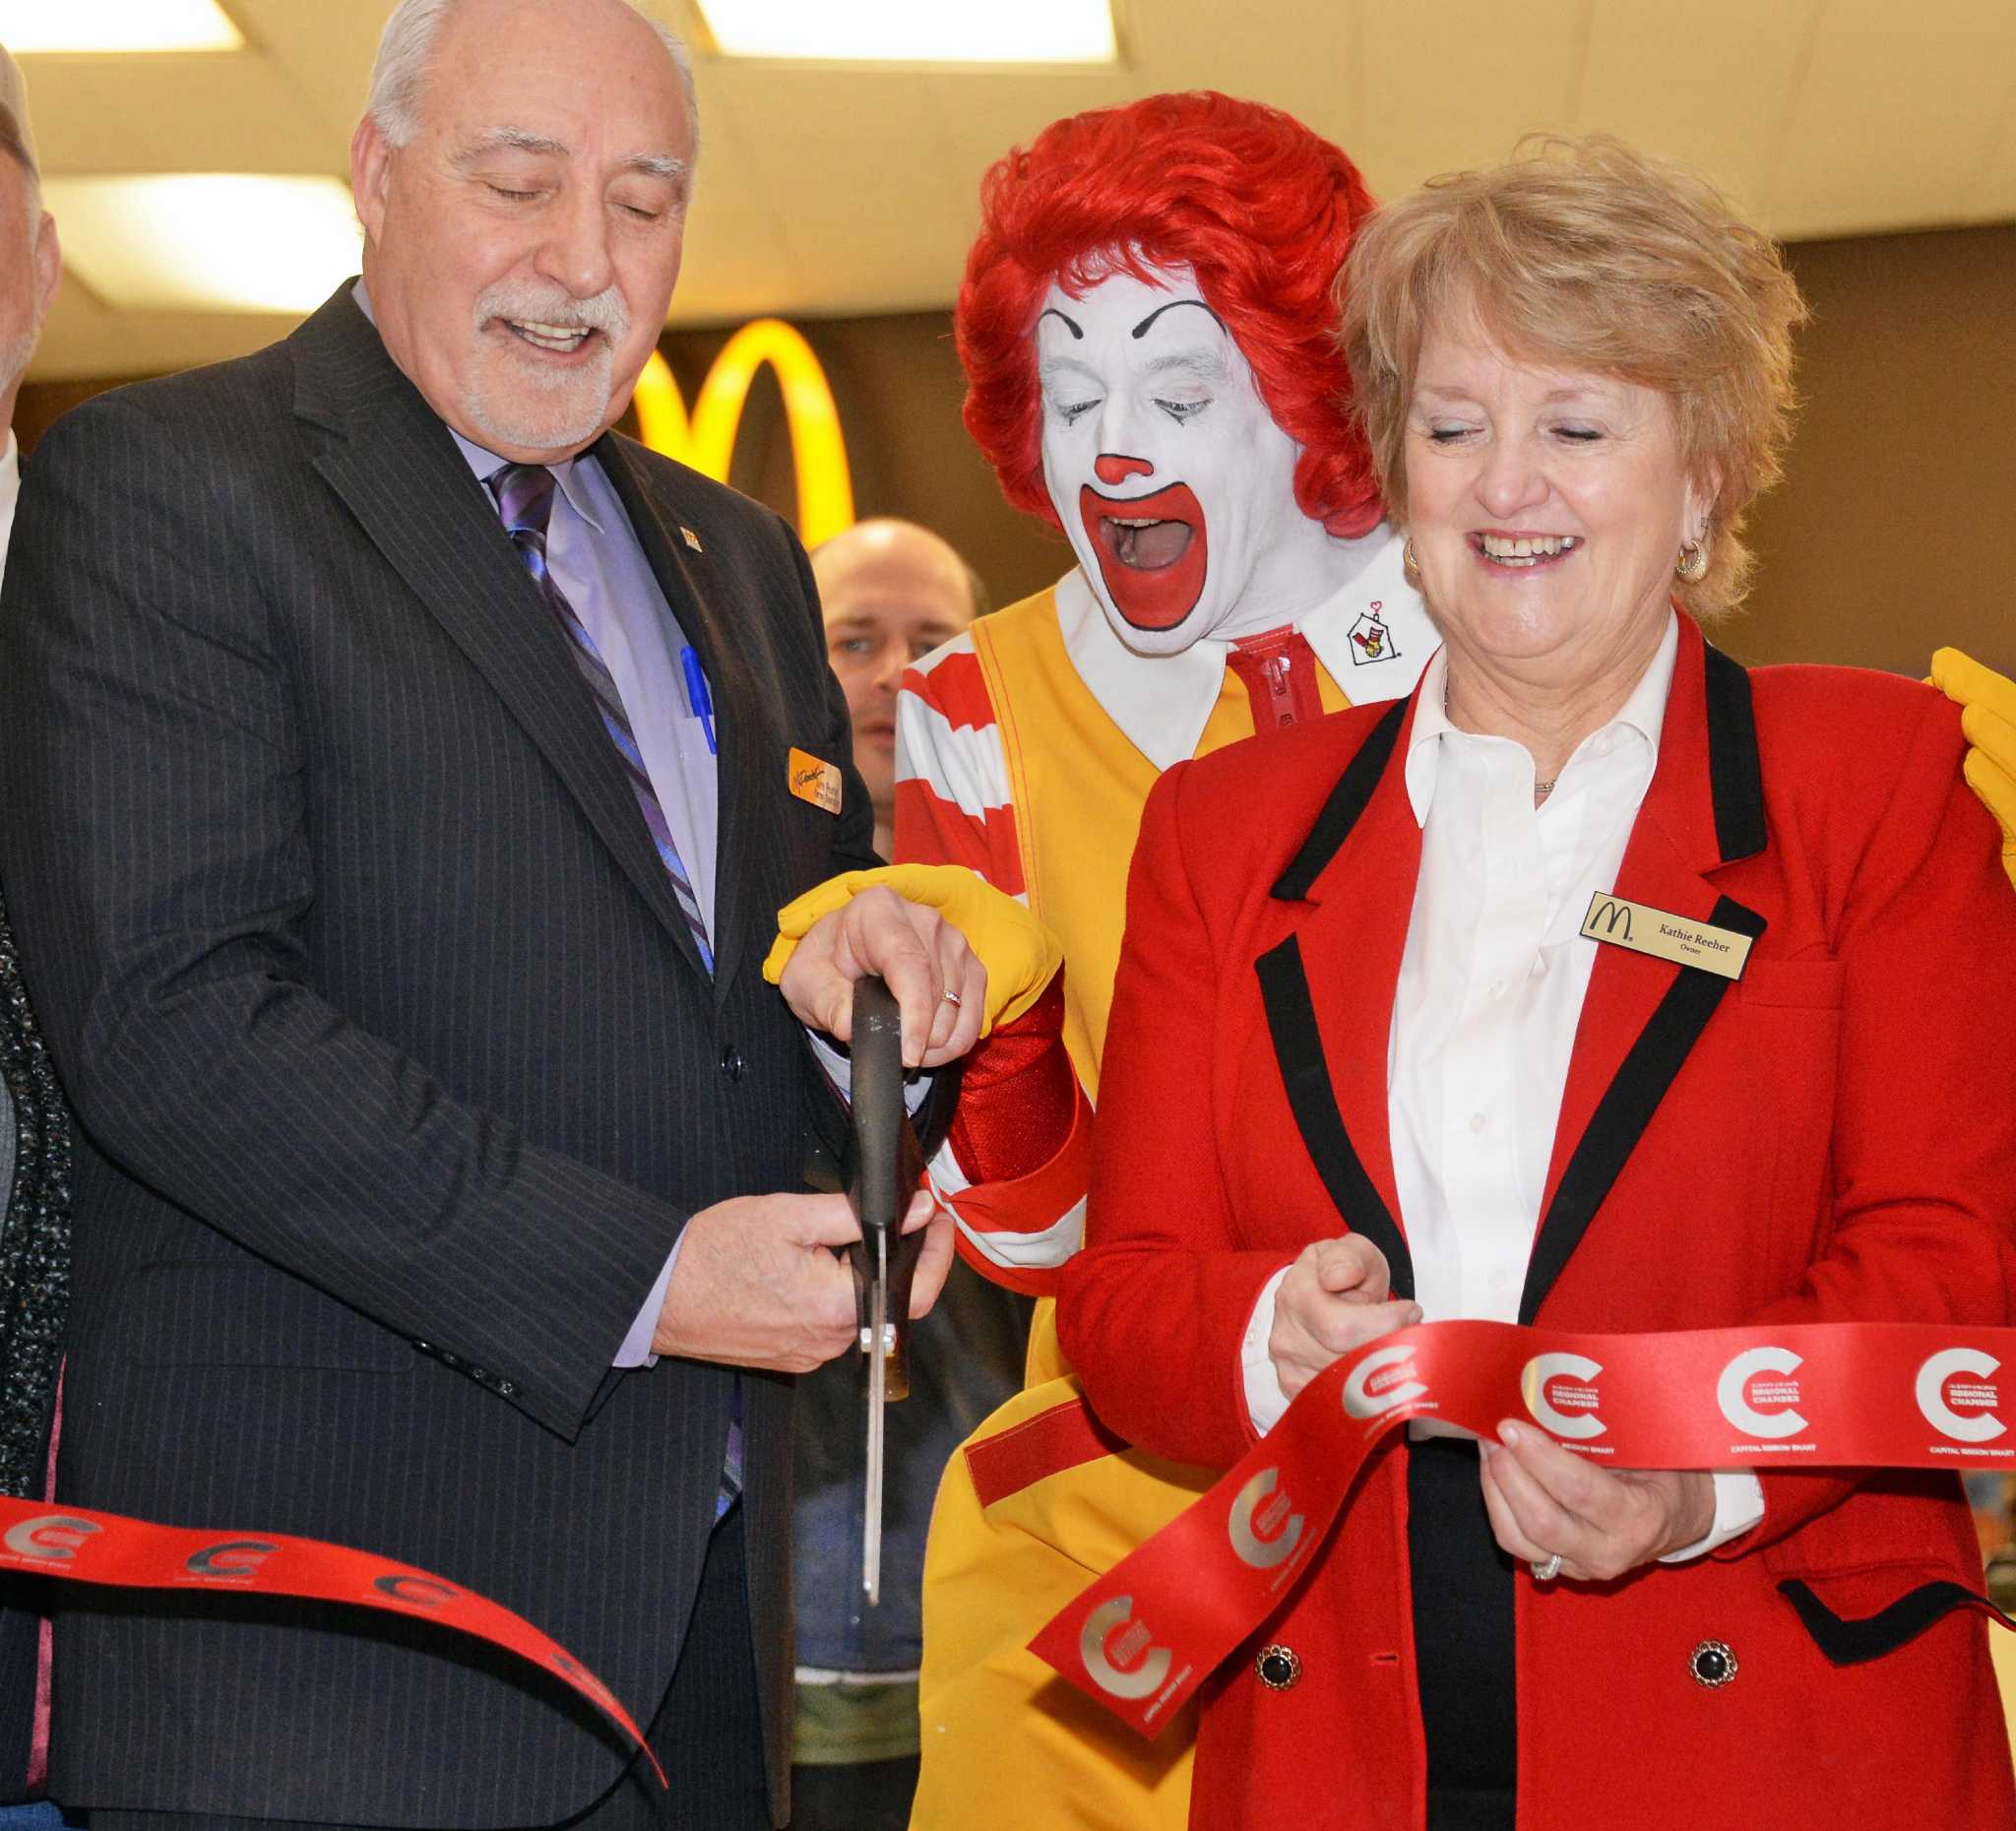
[679,646,718,756]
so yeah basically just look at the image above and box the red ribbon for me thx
[1030,1319,2016,1737]
[0,1496,663,1786]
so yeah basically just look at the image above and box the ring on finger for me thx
[1530,1553,1562,1583]
[941,990,963,1008]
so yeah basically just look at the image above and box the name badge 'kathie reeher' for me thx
[1579,892,1756,980]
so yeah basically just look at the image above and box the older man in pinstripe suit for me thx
[0,2,987,1827]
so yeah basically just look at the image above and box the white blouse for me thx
[1241,614,1762,1556]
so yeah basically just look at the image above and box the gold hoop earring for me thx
[1676,538,1709,584]
[1403,537,1421,584]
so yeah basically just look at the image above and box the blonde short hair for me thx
[1339,135,1808,619]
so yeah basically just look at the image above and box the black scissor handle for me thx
[844,977,927,1400]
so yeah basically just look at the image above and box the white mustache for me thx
[473,280,629,342]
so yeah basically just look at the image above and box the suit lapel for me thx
[289,291,708,976]
[1258,698,1420,1296]
[1518,626,1769,1320]
[592,434,767,996]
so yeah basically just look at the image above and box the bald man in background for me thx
[812,519,987,861]
[789,521,1016,1831]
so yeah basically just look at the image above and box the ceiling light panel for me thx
[0,0,244,54]
[40,175,362,316]
[696,0,1116,64]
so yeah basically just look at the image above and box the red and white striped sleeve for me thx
[893,636,1025,898]
[895,636,1085,1294]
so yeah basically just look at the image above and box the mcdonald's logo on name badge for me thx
[1579,892,1753,980]
[788,747,844,816]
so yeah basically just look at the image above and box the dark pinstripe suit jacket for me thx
[0,286,876,1823]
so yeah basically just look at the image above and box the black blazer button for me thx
[1689,1640,1737,1687]
[1255,1644,1301,1690]
[720,1044,744,1082]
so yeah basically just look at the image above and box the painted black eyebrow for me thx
[1131,299,1228,340]
[1038,307,1084,340]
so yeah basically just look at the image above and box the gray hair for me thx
[367,0,699,156]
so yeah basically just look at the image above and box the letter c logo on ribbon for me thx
[373,1573,460,1609]
[1,1516,100,1563]
[1520,1353,1606,1440]
[1079,1595,1173,1701]
[1716,1347,1808,1439]
[1343,1344,1427,1420]
[1916,1348,2006,1443]
[185,1539,279,1579]
[553,1653,622,1712]
[1227,1467,1303,1570]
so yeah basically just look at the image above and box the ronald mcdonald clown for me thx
[885,93,2016,1830]
[894,93,1428,1831]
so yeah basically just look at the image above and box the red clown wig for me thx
[956,91,1384,539]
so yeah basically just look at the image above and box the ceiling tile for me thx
[1973,87,2016,221]
[64,53,339,172]
[22,0,2016,380]
[7,61,125,171]
[1357,0,1588,194]
[233,0,381,144]
[1572,0,1817,212]
[1768,0,2016,231]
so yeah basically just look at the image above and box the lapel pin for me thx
[788,746,844,816]
[1348,600,1398,664]
[680,526,705,553]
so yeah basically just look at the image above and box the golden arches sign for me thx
[631,319,855,547]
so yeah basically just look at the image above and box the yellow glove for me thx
[764,863,1064,1036]
[1930,648,2016,893]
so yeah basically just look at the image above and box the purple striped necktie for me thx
[488,463,715,976]
[488,463,739,1518]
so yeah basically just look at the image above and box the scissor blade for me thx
[863,1231,888,1605]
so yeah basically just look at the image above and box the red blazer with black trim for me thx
[1059,619,2016,1831]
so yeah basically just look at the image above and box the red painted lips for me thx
[1079,481,1210,631]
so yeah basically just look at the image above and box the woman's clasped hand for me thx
[1479,1422,1714,1583]
[1268,1234,1419,1403]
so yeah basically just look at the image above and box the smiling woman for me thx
[1054,134,2016,1831]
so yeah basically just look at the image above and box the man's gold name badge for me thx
[1579,893,1753,980]
[788,747,844,815]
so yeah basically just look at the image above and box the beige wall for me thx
[650,312,1075,610]
[1736,224,2015,677]
[22,221,2011,676]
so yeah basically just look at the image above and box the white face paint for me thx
[1036,263,1359,655]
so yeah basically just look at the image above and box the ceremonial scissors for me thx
[843,976,926,1603]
